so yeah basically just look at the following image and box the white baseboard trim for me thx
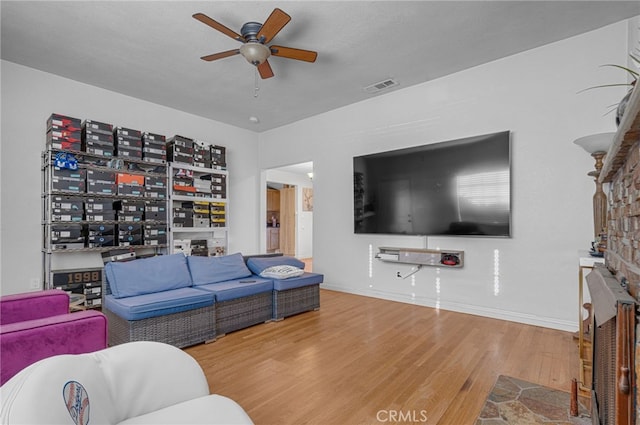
[320,283,577,332]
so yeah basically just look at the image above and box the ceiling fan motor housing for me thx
[239,22,271,65]
[241,22,263,42]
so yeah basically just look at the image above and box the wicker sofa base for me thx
[104,304,217,348]
[216,292,273,336]
[273,284,320,320]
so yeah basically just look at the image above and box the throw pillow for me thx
[246,256,306,275]
[259,265,305,280]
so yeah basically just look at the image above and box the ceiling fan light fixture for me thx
[239,43,271,65]
[193,9,317,79]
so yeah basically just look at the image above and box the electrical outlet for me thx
[29,278,41,289]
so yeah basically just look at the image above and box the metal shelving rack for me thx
[168,162,228,256]
[41,147,169,294]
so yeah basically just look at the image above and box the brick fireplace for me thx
[598,84,640,425]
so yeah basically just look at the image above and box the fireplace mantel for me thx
[599,86,640,184]
[596,82,640,302]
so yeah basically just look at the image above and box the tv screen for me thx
[353,131,511,237]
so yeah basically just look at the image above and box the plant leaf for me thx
[599,63,639,78]
[577,83,634,94]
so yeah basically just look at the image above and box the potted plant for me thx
[580,53,639,125]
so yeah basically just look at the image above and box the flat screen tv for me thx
[353,131,511,237]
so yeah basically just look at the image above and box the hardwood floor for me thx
[185,289,579,424]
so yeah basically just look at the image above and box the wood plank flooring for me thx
[185,289,579,425]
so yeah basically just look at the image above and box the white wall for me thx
[0,61,261,295]
[258,21,633,331]
[264,168,314,258]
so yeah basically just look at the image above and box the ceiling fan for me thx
[193,8,318,79]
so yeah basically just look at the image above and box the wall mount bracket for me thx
[396,265,423,279]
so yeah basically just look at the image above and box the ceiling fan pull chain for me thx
[254,68,260,98]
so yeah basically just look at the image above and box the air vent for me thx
[364,78,399,94]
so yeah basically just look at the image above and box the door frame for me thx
[260,165,313,257]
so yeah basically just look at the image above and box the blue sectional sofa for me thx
[102,252,323,347]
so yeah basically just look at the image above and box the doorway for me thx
[280,185,296,256]
[265,183,296,256]
[265,183,297,256]
[264,162,313,268]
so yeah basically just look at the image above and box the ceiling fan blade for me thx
[270,46,318,63]
[257,60,275,79]
[257,8,291,44]
[193,13,244,42]
[200,49,240,62]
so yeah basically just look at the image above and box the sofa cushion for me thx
[246,256,305,275]
[272,272,324,291]
[104,287,214,321]
[187,253,252,286]
[105,254,192,299]
[194,278,273,302]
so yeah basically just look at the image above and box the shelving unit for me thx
[168,161,228,256]
[42,145,168,307]
[376,246,464,268]
[41,115,230,307]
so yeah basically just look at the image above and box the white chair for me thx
[0,341,253,424]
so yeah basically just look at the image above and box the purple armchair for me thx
[0,289,107,385]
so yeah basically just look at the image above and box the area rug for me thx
[475,375,591,425]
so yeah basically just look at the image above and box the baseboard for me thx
[320,283,576,332]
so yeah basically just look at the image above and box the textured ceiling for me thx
[2,1,639,133]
